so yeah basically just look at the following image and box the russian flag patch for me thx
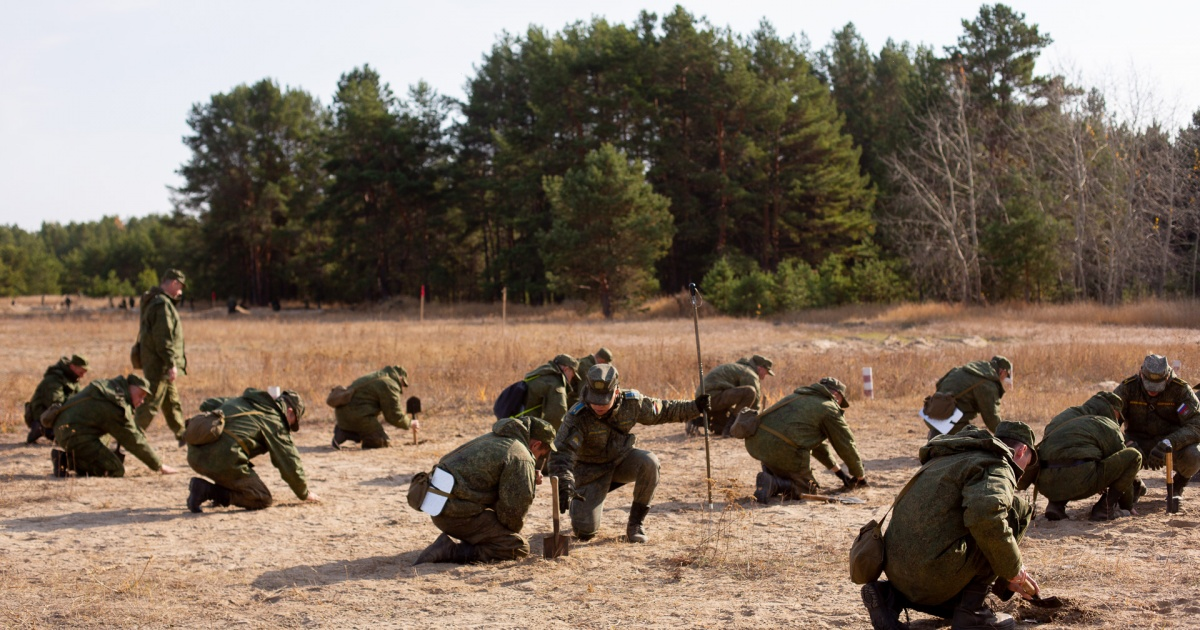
[1178,403,1190,417]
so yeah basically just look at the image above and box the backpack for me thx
[493,380,530,419]
[326,385,356,408]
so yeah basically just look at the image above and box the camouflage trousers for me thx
[709,386,758,435]
[55,435,126,477]
[333,426,389,449]
[187,438,274,510]
[134,376,184,439]
[430,510,529,562]
[1038,448,1142,508]
[754,442,837,490]
[569,448,659,539]
[1129,439,1200,478]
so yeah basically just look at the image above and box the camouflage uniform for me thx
[1113,362,1200,483]
[866,424,1034,627]
[522,355,577,430]
[693,356,770,435]
[745,380,863,499]
[930,358,1007,435]
[52,375,164,477]
[1037,392,1143,519]
[186,389,309,510]
[549,364,702,541]
[416,417,551,564]
[333,366,412,449]
[134,278,188,440]
[26,355,86,443]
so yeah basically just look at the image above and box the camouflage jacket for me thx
[1113,374,1200,448]
[884,426,1030,605]
[697,359,762,404]
[1040,393,1126,464]
[523,361,570,429]
[935,361,1005,433]
[548,391,701,488]
[29,357,83,421]
[54,376,162,471]
[744,383,864,478]
[435,417,539,532]
[138,286,187,379]
[196,389,309,499]
[334,366,411,430]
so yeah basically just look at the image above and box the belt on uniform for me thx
[1042,459,1095,469]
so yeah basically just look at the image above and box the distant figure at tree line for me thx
[133,268,188,444]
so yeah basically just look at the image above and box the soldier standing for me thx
[688,354,773,436]
[50,374,179,478]
[521,354,578,430]
[1037,392,1145,521]
[25,354,89,444]
[1113,354,1200,505]
[926,356,1011,436]
[548,364,706,543]
[134,269,188,443]
[186,389,320,512]
[413,416,557,564]
[746,377,868,503]
[330,366,417,449]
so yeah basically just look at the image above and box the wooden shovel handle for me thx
[549,476,561,535]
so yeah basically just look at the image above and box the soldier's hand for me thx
[694,394,711,416]
[1006,567,1039,600]
[535,469,544,485]
[558,481,573,514]
[159,465,179,475]
[167,366,178,382]
[305,492,322,503]
[1147,440,1172,470]
[833,468,854,487]
[411,418,421,431]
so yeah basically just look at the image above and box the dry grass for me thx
[4,304,1200,627]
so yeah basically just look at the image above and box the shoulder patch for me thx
[569,402,585,414]
[1171,377,1190,387]
[623,389,642,399]
[1120,375,1140,385]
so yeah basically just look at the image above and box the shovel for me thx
[798,493,866,505]
[1029,593,1063,608]
[1167,451,1180,514]
[542,476,571,558]
[406,396,422,446]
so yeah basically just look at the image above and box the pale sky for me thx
[2,1,1196,231]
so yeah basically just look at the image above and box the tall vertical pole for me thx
[688,283,713,509]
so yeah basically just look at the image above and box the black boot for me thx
[754,472,780,504]
[626,502,651,543]
[861,581,904,630]
[211,483,232,508]
[50,449,69,478]
[452,542,479,564]
[1044,500,1068,521]
[187,477,219,513]
[331,426,359,450]
[415,533,458,565]
[951,578,1014,630]
[1089,490,1119,521]
[26,424,43,444]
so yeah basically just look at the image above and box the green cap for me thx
[1093,391,1123,418]
[527,417,558,452]
[553,354,579,371]
[749,354,775,376]
[162,268,187,286]
[595,347,613,363]
[126,373,148,390]
[996,420,1037,464]
[582,363,620,405]
[69,354,89,369]
[1140,354,1171,394]
[991,356,1013,373]
[818,377,849,408]
[279,390,306,420]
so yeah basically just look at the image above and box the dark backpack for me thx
[493,378,532,419]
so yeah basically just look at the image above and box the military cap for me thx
[1093,391,1123,417]
[990,356,1013,373]
[553,354,579,371]
[818,377,850,408]
[749,354,775,376]
[69,354,89,369]
[996,420,1038,464]
[595,347,614,363]
[582,363,620,405]
[279,390,306,420]
[527,417,558,452]
[1140,354,1172,394]
[162,268,187,286]
[126,373,148,390]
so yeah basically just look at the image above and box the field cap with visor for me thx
[126,373,148,391]
[553,354,579,372]
[996,420,1038,467]
[1140,354,1172,394]
[162,268,187,286]
[818,377,850,408]
[582,364,619,405]
[749,355,775,376]
[69,354,89,370]
[595,347,614,363]
[527,417,558,452]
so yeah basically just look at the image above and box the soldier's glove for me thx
[1147,439,1172,470]
[558,481,574,514]
[834,468,854,487]
[694,394,711,416]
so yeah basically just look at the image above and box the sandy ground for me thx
[2,306,1200,628]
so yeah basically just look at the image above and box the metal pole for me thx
[688,283,713,509]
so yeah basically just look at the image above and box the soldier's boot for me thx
[754,472,780,504]
[860,581,904,630]
[50,449,69,478]
[331,427,352,450]
[685,418,703,437]
[26,424,43,444]
[1089,490,1118,521]
[951,578,1015,630]
[1170,472,1189,510]
[187,477,218,513]
[451,542,479,564]
[112,444,126,464]
[1044,500,1069,521]
[211,483,232,508]
[1126,479,1148,512]
[414,533,458,565]
[626,502,651,543]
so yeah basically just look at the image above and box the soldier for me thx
[25,354,89,444]
[548,364,706,543]
[330,366,417,449]
[746,377,867,503]
[1037,391,1145,521]
[569,347,613,406]
[861,422,1041,630]
[413,416,557,564]
[50,373,179,478]
[687,354,773,436]
[134,269,188,443]
[186,389,320,512]
[1113,354,1200,505]
[521,354,578,430]
[925,355,1012,436]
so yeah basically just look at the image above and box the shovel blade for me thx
[1030,595,1063,609]
[406,396,422,415]
[541,533,571,558]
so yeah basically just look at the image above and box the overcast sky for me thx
[2,0,1196,231]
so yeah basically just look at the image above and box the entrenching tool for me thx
[799,493,866,505]
[1029,593,1064,609]
[406,396,422,446]
[687,283,714,510]
[542,476,571,558]
[1166,451,1179,513]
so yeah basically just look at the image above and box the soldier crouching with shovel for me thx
[412,416,557,564]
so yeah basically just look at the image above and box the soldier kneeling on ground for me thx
[186,389,320,512]
[26,354,89,444]
[50,373,179,478]
[329,365,417,450]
